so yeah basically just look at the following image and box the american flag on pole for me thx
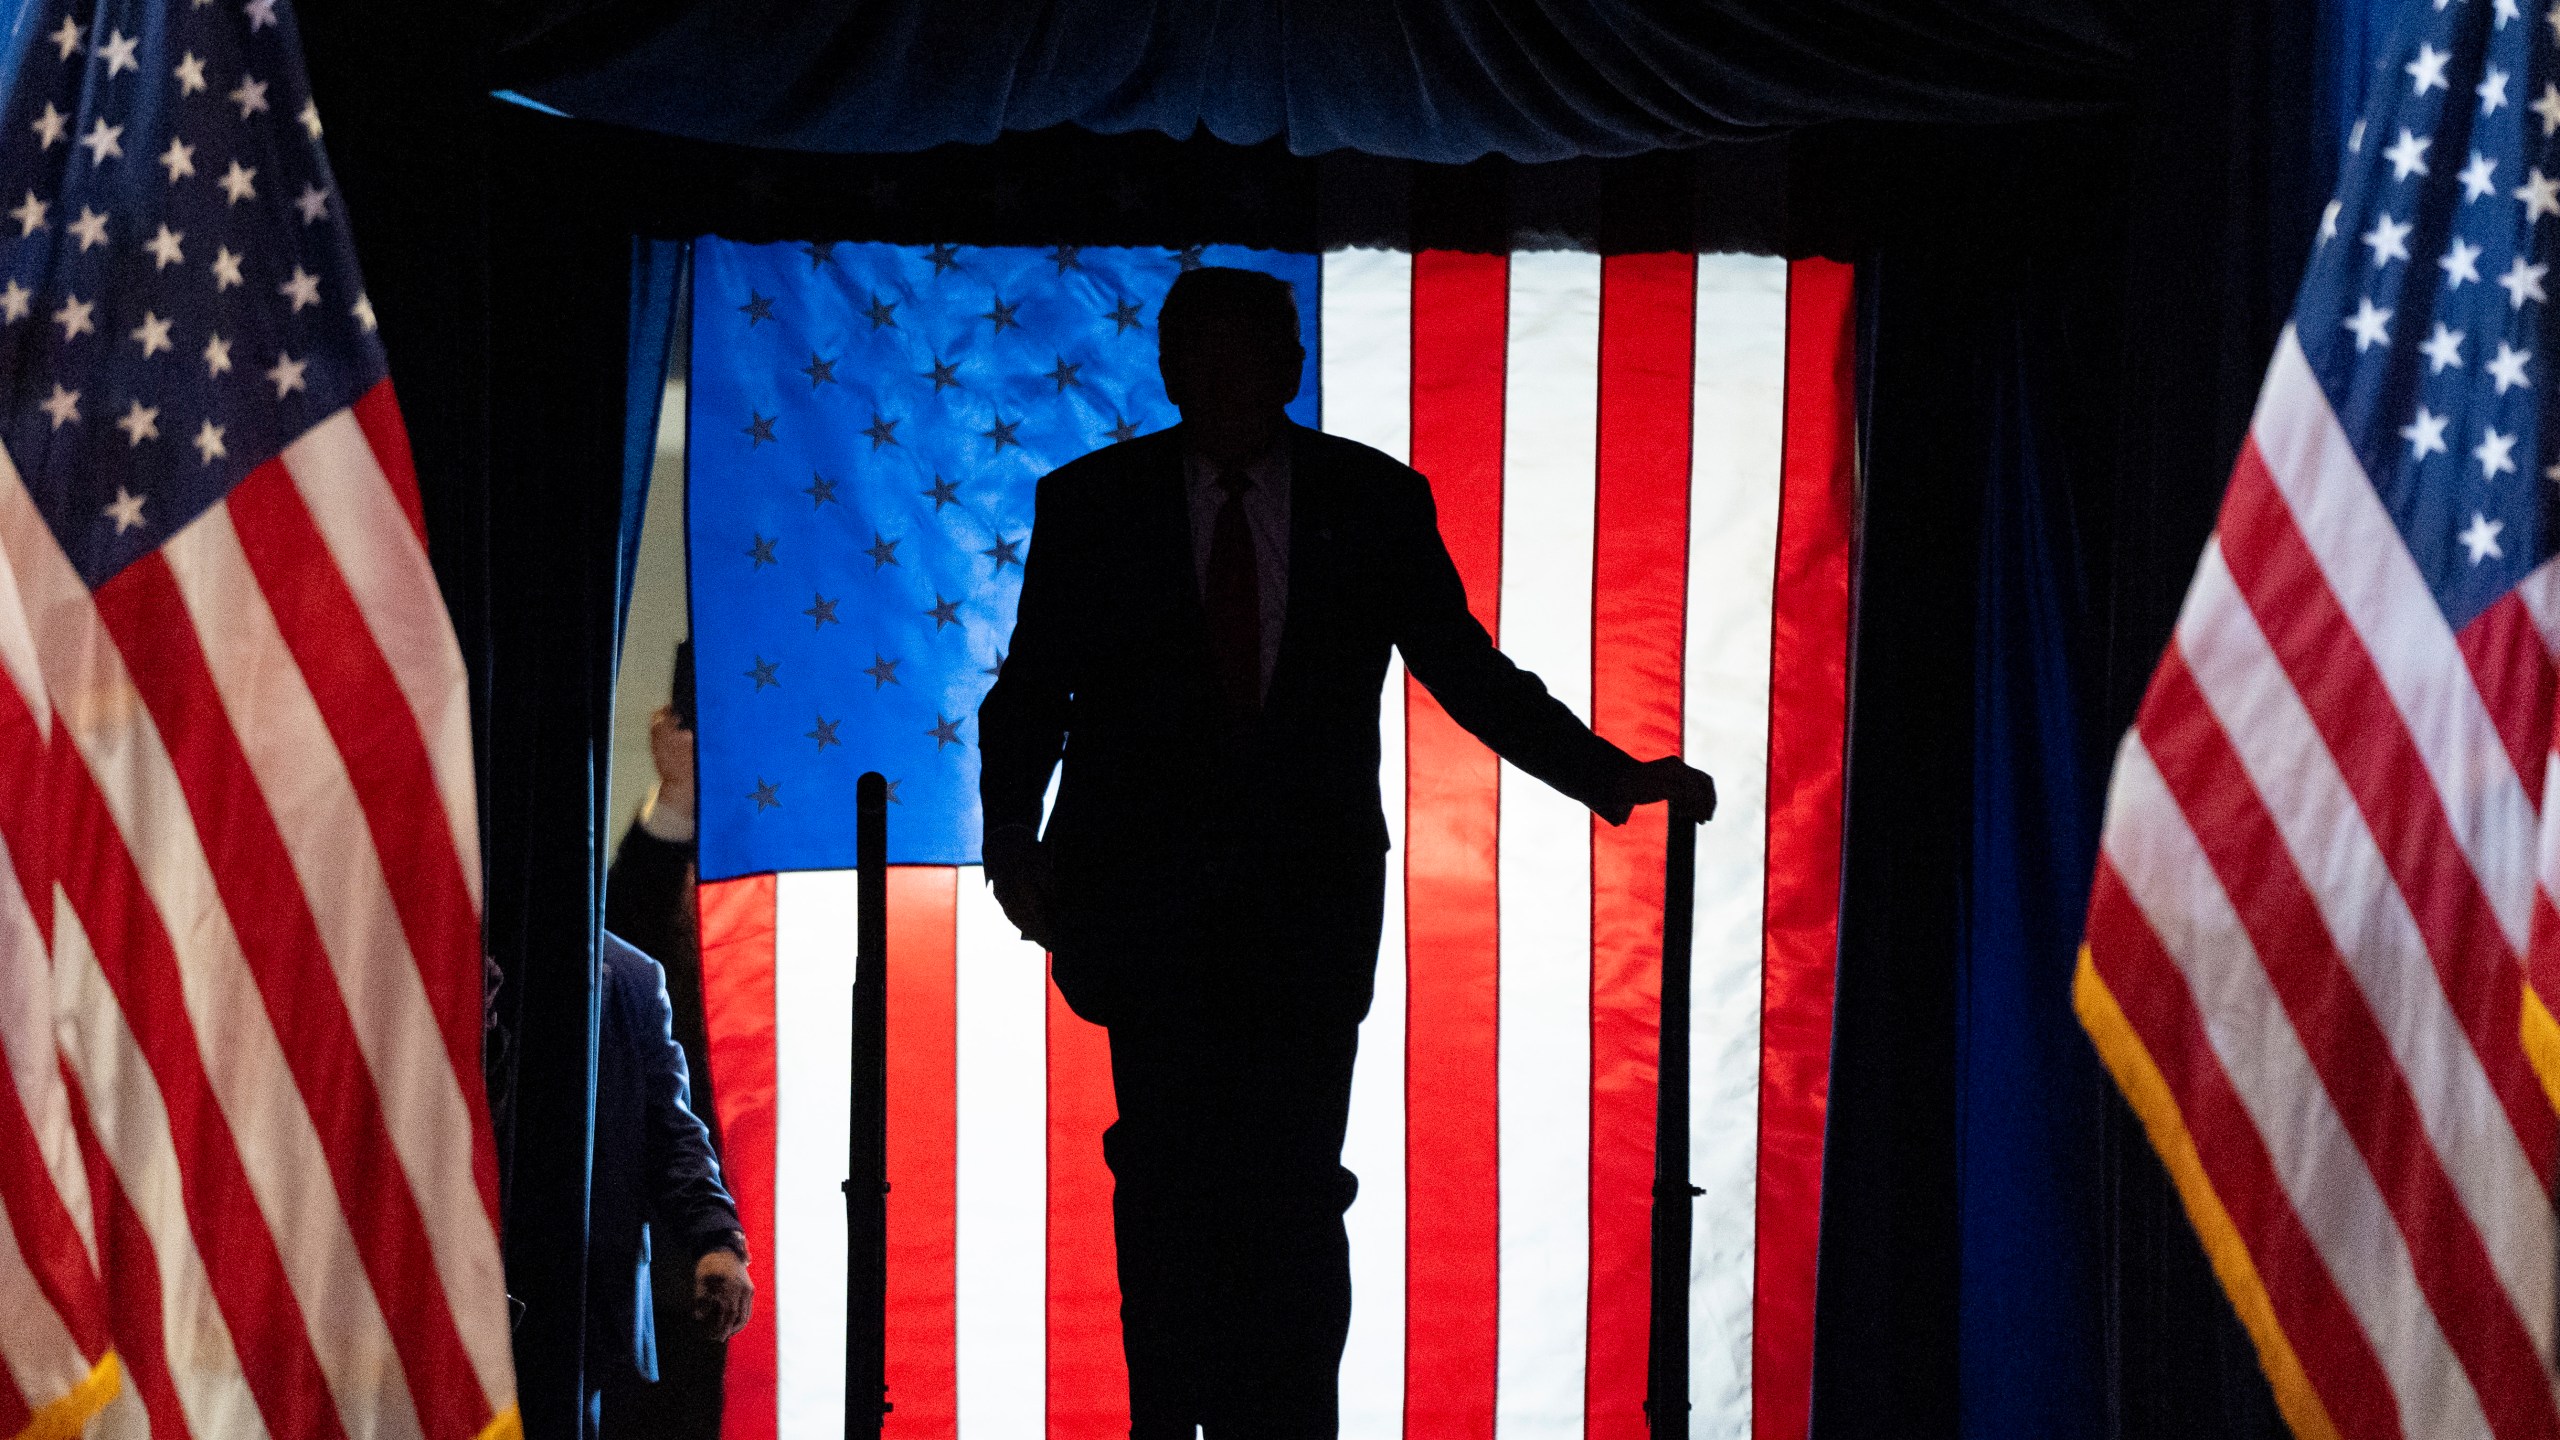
[0,2,517,1440]
[2078,0,2560,1435]
[683,238,1853,1439]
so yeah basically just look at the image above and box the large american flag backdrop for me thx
[0,2,517,1440]
[2079,0,2560,1435]
[684,239,1853,1440]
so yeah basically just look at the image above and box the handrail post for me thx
[1645,815,1699,1438]
[846,772,890,1438]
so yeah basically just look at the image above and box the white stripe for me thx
[278,411,482,913]
[93,1374,146,1440]
[2251,331,2536,955]
[1320,249,1413,463]
[160,503,514,1410]
[0,1179,90,1420]
[2511,557,2560,657]
[1325,244,1412,1440]
[0,462,424,1440]
[50,894,271,1440]
[0,507,45,738]
[1683,252,1789,1440]
[953,867,1045,1439]
[2514,560,2560,1033]
[2176,543,2555,1342]
[2525,567,2560,960]
[2103,736,2486,1440]
[774,869,858,1440]
[0,829,92,1267]
[1494,250,1598,1440]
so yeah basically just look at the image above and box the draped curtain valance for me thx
[499,0,2133,162]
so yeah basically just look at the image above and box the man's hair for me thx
[1158,266,1301,356]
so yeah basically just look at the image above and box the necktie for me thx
[1204,467,1261,715]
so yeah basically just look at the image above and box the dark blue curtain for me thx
[1957,338,2105,1438]
[1815,0,2323,1431]
[497,0,2132,162]
[1812,137,2126,1433]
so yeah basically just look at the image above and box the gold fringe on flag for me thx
[10,1352,120,1440]
[2074,949,2339,1440]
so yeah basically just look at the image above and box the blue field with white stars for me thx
[2293,0,2560,630]
[687,239,1321,874]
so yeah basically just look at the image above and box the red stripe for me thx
[1403,247,1507,1440]
[224,455,484,1131]
[0,1346,24,1434]
[1753,255,1855,1440]
[700,875,779,1440]
[2532,889,2560,1046]
[0,1052,104,1361]
[886,869,958,1439]
[2087,863,2405,1440]
[224,460,499,1219]
[0,662,101,1363]
[2139,645,2558,1439]
[1046,977,1124,1437]
[92,555,486,1440]
[48,743,348,1440]
[350,379,429,547]
[1583,252,1693,1440]
[2215,444,2557,1182]
[2454,589,2553,810]
[61,1067,193,1440]
[0,665,50,953]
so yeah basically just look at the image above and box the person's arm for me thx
[1386,468,1712,823]
[624,942,753,1340]
[977,468,1083,943]
[605,825,691,953]
[606,706,698,959]
[979,469,1080,837]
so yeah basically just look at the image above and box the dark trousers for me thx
[1105,1013,1362,1439]
[588,1258,727,1440]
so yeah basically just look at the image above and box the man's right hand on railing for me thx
[985,822,1059,950]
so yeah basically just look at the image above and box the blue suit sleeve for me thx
[617,936,746,1262]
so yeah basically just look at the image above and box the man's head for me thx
[1157,266,1303,461]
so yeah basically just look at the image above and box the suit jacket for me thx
[979,422,1641,1026]
[605,823,719,1154]
[589,932,743,1385]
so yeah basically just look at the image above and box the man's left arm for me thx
[1384,468,1714,824]
[629,945,754,1340]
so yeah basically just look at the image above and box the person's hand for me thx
[1615,756,1717,824]
[650,705,697,819]
[693,1247,752,1342]
[984,824,1058,950]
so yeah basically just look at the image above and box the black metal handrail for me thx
[1646,815,1701,1439]
[845,772,889,1439]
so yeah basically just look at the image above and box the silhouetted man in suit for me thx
[979,267,1712,1438]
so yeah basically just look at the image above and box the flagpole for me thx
[1646,813,1699,1439]
[846,772,890,1439]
